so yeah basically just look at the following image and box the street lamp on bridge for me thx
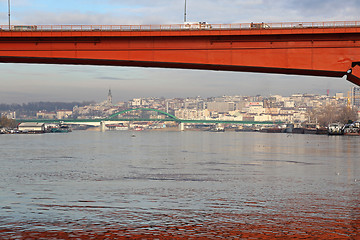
[184,0,187,22]
[8,0,11,30]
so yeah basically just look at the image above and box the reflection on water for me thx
[0,131,359,239]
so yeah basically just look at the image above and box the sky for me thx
[0,0,360,104]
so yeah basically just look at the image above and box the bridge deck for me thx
[1,20,360,85]
[1,20,360,32]
[1,21,360,38]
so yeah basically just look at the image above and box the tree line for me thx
[0,101,94,116]
[309,105,358,126]
[0,116,17,128]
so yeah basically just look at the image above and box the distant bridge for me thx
[108,108,179,121]
[1,20,360,86]
[16,108,281,125]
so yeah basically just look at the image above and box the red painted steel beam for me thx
[1,26,360,86]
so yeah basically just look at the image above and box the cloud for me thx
[10,0,360,25]
[284,0,360,21]
[97,76,142,81]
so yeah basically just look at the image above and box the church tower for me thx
[107,88,113,105]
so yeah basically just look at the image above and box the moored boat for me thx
[209,126,225,132]
[303,123,318,134]
[292,127,305,134]
[106,124,128,131]
[134,127,145,131]
[261,127,283,133]
[343,127,360,136]
[343,122,360,136]
[327,123,344,135]
[50,125,72,133]
[209,123,225,132]
[235,125,256,132]
[316,127,328,135]
[284,123,294,133]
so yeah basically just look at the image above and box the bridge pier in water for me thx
[100,121,106,132]
[179,122,185,131]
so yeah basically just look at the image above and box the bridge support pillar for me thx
[100,121,106,132]
[179,122,185,131]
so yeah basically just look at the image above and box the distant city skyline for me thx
[0,0,359,104]
[0,63,355,104]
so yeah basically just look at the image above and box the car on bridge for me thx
[12,25,37,31]
[250,22,270,29]
[184,22,212,30]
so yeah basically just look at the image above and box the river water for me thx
[0,131,359,239]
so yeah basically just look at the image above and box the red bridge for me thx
[1,21,360,86]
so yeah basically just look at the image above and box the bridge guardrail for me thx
[1,21,360,32]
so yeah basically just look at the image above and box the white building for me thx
[254,114,272,122]
[206,102,236,112]
[18,122,45,133]
[36,111,56,119]
[175,109,210,120]
[56,110,73,119]
[1,111,16,119]
[131,98,143,107]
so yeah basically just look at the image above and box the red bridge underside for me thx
[1,26,360,86]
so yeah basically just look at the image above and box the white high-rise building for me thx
[351,87,360,107]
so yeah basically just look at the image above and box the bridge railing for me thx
[1,21,360,32]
